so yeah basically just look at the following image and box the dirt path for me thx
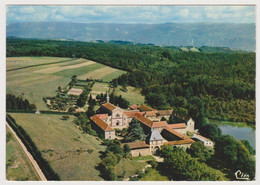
[6,122,47,181]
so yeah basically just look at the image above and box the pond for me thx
[218,124,255,149]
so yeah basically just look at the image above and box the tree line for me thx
[6,93,37,111]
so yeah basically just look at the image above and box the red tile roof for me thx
[144,111,159,117]
[138,104,156,111]
[152,121,167,128]
[164,138,195,146]
[90,115,114,131]
[157,110,173,116]
[102,102,117,111]
[167,123,187,129]
[134,113,153,127]
[134,114,167,128]
[123,111,143,118]
[164,126,190,140]
[130,104,139,110]
[95,114,109,120]
[123,141,149,149]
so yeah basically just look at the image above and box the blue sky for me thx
[6,6,255,24]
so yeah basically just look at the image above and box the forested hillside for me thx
[7,22,255,51]
[7,39,255,127]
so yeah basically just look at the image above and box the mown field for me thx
[89,82,145,106]
[8,113,106,181]
[6,126,39,181]
[6,57,126,110]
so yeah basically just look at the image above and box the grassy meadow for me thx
[8,113,106,180]
[114,86,145,105]
[6,126,39,181]
[6,57,126,110]
[114,158,146,179]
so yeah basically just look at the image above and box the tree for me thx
[214,135,255,180]
[187,142,212,162]
[159,145,226,181]
[124,119,146,142]
[123,144,131,158]
[100,152,118,180]
[86,105,95,118]
[106,140,124,156]
[199,123,222,141]
[88,94,93,105]
[240,139,255,155]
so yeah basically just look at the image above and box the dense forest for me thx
[7,38,255,126]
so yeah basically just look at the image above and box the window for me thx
[116,121,119,126]
[116,114,120,117]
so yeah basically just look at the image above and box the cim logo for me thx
[235,170,250,180]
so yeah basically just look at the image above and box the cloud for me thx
[6,5,255,24]
[19,6,36,14]
[191,13,200,19]
[179,9,189,17]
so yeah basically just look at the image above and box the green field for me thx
[100,70,126,82]
[8,113,106,180]
[6,126,39,181]
[114,86,145,105]
[6,57,126,110]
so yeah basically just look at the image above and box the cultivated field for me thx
[6,57,126,110]
[8,113,106,180]
[6,126,39,181]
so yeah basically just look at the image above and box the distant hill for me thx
[7,22,255,51]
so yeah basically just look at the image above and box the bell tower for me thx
[106,91,110,103]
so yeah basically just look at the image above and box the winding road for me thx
[6,122,47,181]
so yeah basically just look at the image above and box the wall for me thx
[149,140,164,154]
[131,148,150,157]
[172,128,187,135]
[186,119,195,132]
[111,108,124,127]
[105,130,116,140]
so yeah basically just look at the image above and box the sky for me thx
[6,6,255,24]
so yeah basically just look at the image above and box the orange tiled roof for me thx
[164,139,195,146]
[123,141,149,149]
[164,126,190,140]
[134,113,153,127]
[138,104,156,111]
[135,114,167,128]
[152,121,167,128]
[167,123,187,129]
[157,110,173,116]
[130,104,140,110]
[90,115,114,131]
[96,114,109,120]
[102,102,117,111]
[123,111,143,118]
[144,111,159,117]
